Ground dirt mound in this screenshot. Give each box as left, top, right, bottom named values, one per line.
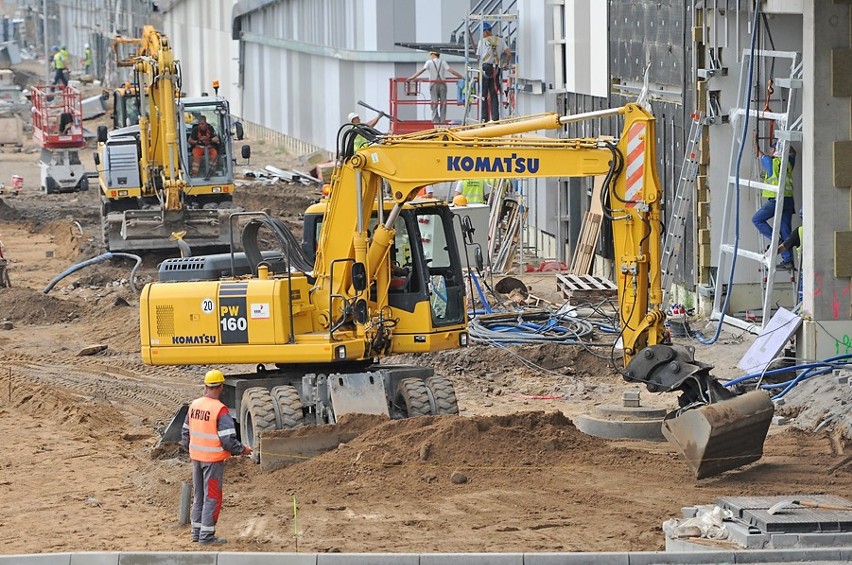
left=0, top=196, right=20, bottom=220
left=0, top=287, right=86, bottom=325
left=235, top=179, right=321, bottom=238
left=261, top=411, right=621, bottom=490
left=10, top=378, right=127, bottom=440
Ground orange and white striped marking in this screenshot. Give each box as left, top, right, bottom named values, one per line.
left=624, top=122, right=646, bottom=208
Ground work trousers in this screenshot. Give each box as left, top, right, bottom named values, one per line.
left=430, top=82, right=448, bottom=124
left=481, top=63, right=502, bottom=122
left=752, top=196, right=795, bottom=264
left=53, top=68, right=67, bottom=86
left=190, top=460, right=225, bottom=542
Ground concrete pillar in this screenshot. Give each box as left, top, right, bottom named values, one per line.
left=802, top=4, right=851, bottom=323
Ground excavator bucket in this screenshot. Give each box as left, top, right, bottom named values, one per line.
left=662, top=390, right=774, bottom=479
left=104, top=208, right=234, bottom=252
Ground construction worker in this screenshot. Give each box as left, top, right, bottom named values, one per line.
left=454, top=178, right=489, bottom=204
left=181, top=369, right=251, bottom=545
left=51, top=46, right=67, bottom=86
left=82, top=43, right=92, bottom=75
left=189, top=115, right=220, bottom=176
left=407, top=51, right=464, bottom=124
left=348, top=111, right=382, bottom=150
left=753, top=139, right=796, bottom=270
left=475, top=22, right=511, bottom=122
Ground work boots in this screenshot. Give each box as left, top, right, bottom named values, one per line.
left=199, top=536, right=228, bottom=546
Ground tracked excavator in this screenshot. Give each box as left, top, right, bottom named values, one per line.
left=143, top=104, right=774, bottom=479
left=95, top=25, right=249, bottom=252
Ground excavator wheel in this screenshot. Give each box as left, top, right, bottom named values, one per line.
left=425, top=375, right=459, bottom=415
left=396, top=378, right=432, bottom=418
left=271, top=385, right=305, bottom=429
left=240, top=387, right=278, bottom=463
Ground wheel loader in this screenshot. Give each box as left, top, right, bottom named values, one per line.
left=143, top=104, right=773, bottom=479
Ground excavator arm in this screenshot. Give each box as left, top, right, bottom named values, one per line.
left=316, top=104, right=666, bottom=364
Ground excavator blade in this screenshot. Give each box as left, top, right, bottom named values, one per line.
left=104, top=208, right=235, bottom=252
left=662, top=390, right=774, bottom=479
left=259, top=418, right=382, bottom=472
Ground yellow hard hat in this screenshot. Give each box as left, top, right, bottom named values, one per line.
left=204, top=369, right=225, bottom=386
left=452, top=194, right=468, bottom=207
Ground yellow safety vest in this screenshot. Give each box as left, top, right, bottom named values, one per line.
left=53, top=52, right=66, bottom=70
left=762, top=157, right=794, bottom=198
left=460, top=179, right=486, bottom=204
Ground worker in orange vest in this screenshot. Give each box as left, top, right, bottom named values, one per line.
left=181, top=369, right=251, bottom=545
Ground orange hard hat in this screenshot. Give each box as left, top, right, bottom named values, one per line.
left=452, top=194, right=468, bottom=207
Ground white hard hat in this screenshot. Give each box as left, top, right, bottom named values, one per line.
left=348, top=112, right=359, bottom=122
left=84, top=43, right=90, bottom=48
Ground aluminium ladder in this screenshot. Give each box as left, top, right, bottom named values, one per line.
left=661, top=111, right=703, bottom=308
left=711, top=50, right=803, bottom=331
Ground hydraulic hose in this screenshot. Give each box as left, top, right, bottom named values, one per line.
left=696, top=1, right=761, bottom=346
left=43, top=252, right=143, bottom=294
left=722, top=353, right=852, bottom=400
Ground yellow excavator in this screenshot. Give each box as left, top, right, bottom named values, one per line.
left=95, top=25, right=249, bottom=252
left=142, top=104, right=773, bottom=479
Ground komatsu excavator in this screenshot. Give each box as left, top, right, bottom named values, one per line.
left=95, top=26, right=249, bottom=252
left=142, top=104, right=773, bottom=479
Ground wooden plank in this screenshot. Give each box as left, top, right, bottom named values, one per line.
left=835, top=231, right=852, bottom=277
left=833, top=140, right=852, bottom=188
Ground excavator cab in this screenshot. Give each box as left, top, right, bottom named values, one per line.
left=302, top=199, right=467, bottom=348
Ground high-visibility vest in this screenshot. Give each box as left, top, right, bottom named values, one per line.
left=460, top=179, right=486, bottom=204
left=797, top=225, right=803, bottom=261
left=762, top=157, right=794, bottom=198
left=354, top=134, right=368, bottom=150
left=83, top=48, right=92, bottom=67
left=187, top=396, right=230, bottom=463
left=53, top=52, right=66, bottom=70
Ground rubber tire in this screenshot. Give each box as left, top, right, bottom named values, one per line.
left=43, top=176, right=57, bottom=195
left=426, top=375, right=459, bottom=415
left=78, top=176, right=89, bottom=192
left=239, top=387, right=278, bottom=463
left=270, top=385, right=305, bottom=429
left=397, top=378, right=432, bottom=418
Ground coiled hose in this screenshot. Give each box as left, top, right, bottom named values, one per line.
left=43, top=252, right=143, bottom=294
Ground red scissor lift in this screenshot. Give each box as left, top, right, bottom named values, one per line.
left=31, top=85, right=88, bottom=193
left=388, top=77, right=464, bottom=134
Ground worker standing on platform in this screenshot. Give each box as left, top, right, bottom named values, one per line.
left=408, top=51, right=464, bottom=124
left=476, top=23, right=511, bottom=122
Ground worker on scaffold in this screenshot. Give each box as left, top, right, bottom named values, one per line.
left=476, top=22, right=511, bottom=122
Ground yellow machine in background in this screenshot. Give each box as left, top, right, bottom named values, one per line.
left=144, top=104, right=773, bottom=478
left=95, top=25, right=249, bottom=252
